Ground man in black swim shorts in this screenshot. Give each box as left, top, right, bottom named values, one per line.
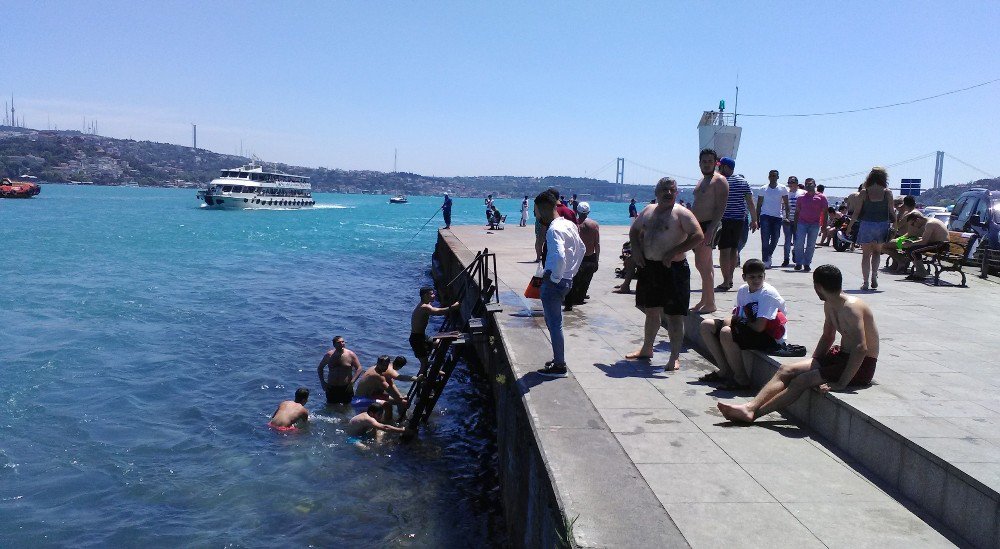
left=626, top=177, right=705, bottom=371
left=411, top=287, right=460, bottom=370
left=317, top=336, right=363, bottom=405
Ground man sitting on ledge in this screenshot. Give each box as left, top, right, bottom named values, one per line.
left=718, top=264, right=879, bottom=423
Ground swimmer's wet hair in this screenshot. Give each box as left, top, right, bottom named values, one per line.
left=393, top=356, right=407, bottom=367
left=742, top=258, right=766, bottom=276
left=295, top=387, right=309, bottom=403
left=813, top=265, right=842, bottom=292
left=367, top=403, right=383, bottom=416
left=699, top=148, right=718, bottom=161
left=377, top=355, right=391, bottom=367
left=419, top=286, right=433, bottom=298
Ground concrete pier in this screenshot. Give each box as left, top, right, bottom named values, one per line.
left=434, top=222, right=1000, bottom=548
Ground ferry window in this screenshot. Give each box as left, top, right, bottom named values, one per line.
left=222, top=185, right=232, bottom=192
left=240, top=173, right=249, bottom=178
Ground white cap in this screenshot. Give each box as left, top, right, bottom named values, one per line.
left=577, top=202, right=590, bottom=214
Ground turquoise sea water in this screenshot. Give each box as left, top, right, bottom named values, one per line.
left=0, top=186, right=632, bottom=546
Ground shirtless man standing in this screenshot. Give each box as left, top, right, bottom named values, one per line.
left=690, top=148, right=729, bottom=313
left=411, top=287, right=460, bottom=370
left=718, top=264, right=880, bottom=423
left=268, top=387, right=309, bottom=430
left=625, top=177, right=705, bottom=370
left=317, top=335, right=363, bottom=404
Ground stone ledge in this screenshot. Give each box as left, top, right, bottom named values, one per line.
left=683, top=313, right=999, bottom=549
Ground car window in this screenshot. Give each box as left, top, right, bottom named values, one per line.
left=975, top=196, right=990, bottom=225
left=951, top=197, right=978, bottom=230
left=949, top=197, right=967, bottom=230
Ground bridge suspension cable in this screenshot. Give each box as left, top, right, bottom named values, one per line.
left=944, top=153, right=995, bottom=179
left=738, top=78, right=1000, bottom=118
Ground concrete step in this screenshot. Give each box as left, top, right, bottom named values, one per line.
left=684, top=314, right=999, bottom=549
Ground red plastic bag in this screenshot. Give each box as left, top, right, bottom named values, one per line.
left=524, top=265, right=544, bottom=299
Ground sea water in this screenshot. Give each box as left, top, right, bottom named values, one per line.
left=0, top=186, right=634, bottom=546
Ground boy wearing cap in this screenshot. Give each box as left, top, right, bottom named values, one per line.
left=716, top=158, right=758, bottom=291
left=565, top=202, right=600, bottom=311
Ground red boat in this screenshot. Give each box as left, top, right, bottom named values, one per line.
left=0, top=177, right=41, bottom=198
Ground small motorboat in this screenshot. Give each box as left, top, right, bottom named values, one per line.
left=0, top=177, right=41, bottom=198
left=389, top=195, right=408, bottom=204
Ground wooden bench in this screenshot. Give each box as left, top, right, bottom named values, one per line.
left=923, top=231, right=973, bottom=287
left=488, top=214, right=507, bottom=231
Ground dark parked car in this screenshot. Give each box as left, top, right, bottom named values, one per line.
left=947, top=189, right=1000, bottom=276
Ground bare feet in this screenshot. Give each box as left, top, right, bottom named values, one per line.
left=626, top=350, right=653, bottom=360
left=664, top=357, right=681, bottom=371
left=691, top=303, right=718, bottom=314
left=717, top=402, right=755, bottom=423
left=612, top=287, right=633, bottom=294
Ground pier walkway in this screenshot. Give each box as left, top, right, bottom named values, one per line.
left=440, top=223, right=1000, bottom=548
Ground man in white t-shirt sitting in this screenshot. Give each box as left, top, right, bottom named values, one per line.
left=756, top=169, right=790, bottom=268
left=697, top=258, right=787, bottom=391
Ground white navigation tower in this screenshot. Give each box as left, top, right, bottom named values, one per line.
left=698, top=100, right=742, bottom=159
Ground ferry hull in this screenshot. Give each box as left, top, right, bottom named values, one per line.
left=198, top=193, right=314, bottom=209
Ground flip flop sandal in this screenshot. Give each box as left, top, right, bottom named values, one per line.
left=714, top=283, right=734, bottom=291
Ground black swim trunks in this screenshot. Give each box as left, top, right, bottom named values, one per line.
left=409, top=332, right=433, bottom=359
left=716, top=219, right=745, bottom=250
left=325, top=383, right=354, bottom=405
left=635, top=258, right=690, bottom=315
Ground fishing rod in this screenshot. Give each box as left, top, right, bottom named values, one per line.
left=406, top=206, right=443, bottom=244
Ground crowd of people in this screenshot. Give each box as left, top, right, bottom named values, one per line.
left=274, top=154, right=947, bottom=439
left=526, top=147, right=908, bottom=422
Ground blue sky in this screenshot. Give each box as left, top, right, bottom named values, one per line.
left=4, top=1, right=999, bottom=190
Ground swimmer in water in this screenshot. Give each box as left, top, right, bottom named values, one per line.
left=354, top=355, right=422, bottom=421
left=346, top=403, right=407, bottom=438
left=269, top=387, right=309, bottom=430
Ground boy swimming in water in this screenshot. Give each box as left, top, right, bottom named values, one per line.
left=268, top=387, right=309, bottom=431
left=346, top=403, right=407, bottom=441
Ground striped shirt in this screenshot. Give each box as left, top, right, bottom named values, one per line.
left=786, top=188, right=805, bottom=220
left=723, top=174, right=751, bottom=220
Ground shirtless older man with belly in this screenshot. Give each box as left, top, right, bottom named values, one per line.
left=718, top=264, right=880, bottom=423
left=317, top=335, right=363, bottom=405
left=625, top=177, right=705, bottom=371
left=690, top=148, right=729, bottom=313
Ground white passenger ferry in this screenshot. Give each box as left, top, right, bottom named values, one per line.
left=197, top=162, right=314, bottom=209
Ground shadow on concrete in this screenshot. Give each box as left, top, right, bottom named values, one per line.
left=592, top=360, right=669, bottom=380
left=517, top=371, right=561, bottom=394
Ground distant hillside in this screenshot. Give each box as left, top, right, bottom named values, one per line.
left=917, top=178, right=1000, bottom=206
left=0, top=126, right=663, bottom=201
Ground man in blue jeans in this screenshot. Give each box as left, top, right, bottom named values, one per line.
left=781, top=176, right=804, bottom=267
left=793, top=178, right=829, bottom=272
left=756, top=169, right=790, bottom=268
left=534, top=191, right=586, bottom=377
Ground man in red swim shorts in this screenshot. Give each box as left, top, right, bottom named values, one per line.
left=718, top=265, right=879, bottom=423
left=269, top=387, right=310, bottom=430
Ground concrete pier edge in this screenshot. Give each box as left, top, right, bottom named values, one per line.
left=433, top=230, right=690, bottom=548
